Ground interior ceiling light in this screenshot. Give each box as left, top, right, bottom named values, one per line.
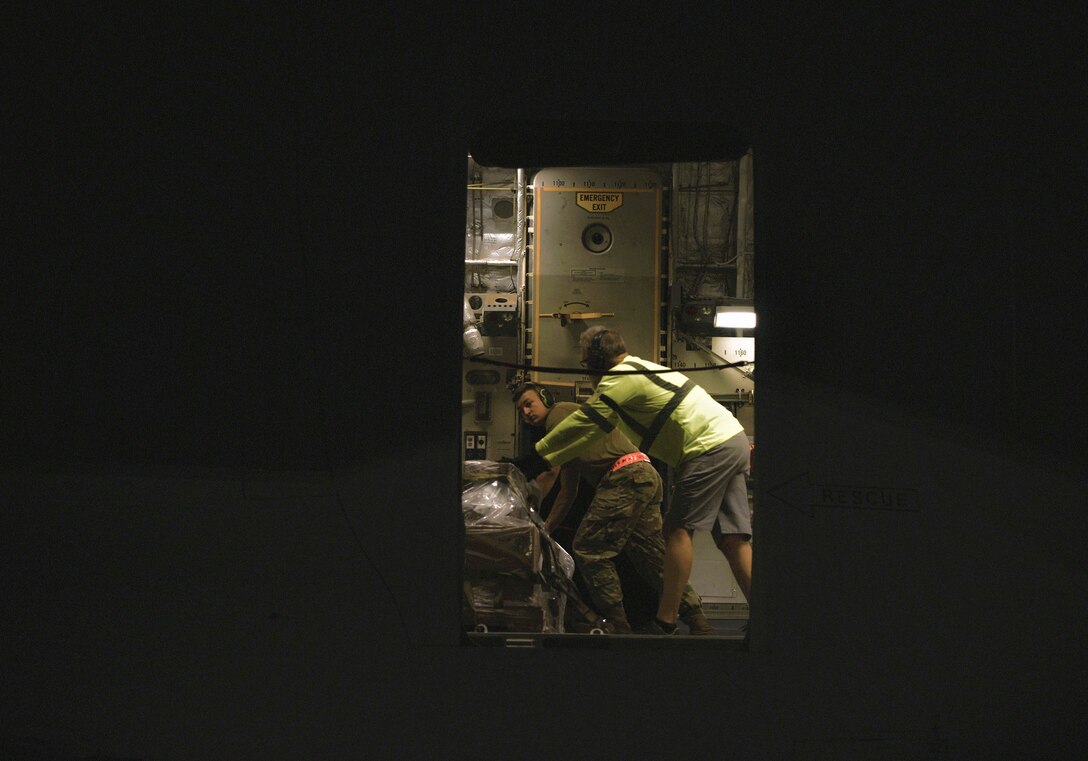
left=714, top=305, right=757, bottom=329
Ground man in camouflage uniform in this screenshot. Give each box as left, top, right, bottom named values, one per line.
left=511, top=382, right=714, bottom=635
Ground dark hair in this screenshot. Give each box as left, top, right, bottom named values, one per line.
left=579, top=326, right=626, bottom=370
left=510, top=382, right=553, bottom=407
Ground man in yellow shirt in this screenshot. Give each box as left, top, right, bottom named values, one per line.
left=511, top=327, right=752, bottom=635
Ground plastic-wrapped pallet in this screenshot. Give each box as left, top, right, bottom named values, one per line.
left=462, top=461, right=576, bottom=633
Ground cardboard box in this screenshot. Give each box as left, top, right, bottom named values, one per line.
left=462, top=576, right=555, bottom=633
left=464, top=524, right=542, bottom=575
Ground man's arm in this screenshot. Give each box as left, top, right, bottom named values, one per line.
left=534, top=396, right=620, bottom=467
left=532, top=466, right=559, bottom=506
left=543, top=462, right=580, bottom=534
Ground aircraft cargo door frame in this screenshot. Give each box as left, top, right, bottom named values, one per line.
left=461, top=135, right=756, bottom=646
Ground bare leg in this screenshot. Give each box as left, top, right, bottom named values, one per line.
left=715, top=534, right=751, bottom=600
left=656, top=527, right=693, bottom=624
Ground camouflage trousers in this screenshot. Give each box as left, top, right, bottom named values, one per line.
left=572, top=460, right=702, bottom=616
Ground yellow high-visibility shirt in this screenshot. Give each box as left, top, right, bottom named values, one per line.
left=535, top=356, right=744, bottom=468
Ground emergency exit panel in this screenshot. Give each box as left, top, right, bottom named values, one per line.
left=532, top=168, right=662, bottom=384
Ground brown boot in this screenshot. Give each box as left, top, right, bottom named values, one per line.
left=679, top=606, right=717, bottom=635
left=600, top=606, right=632, bottom=634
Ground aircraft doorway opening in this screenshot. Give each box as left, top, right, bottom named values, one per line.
left=461, top=146, right=755, bottom=648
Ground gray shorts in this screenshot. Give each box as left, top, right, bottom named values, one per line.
left=663, top=431, right=752, bottom=540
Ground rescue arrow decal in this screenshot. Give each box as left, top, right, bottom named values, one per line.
left=767, top=472, right=920, bottom=517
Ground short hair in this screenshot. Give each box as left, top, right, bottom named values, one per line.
left=579, top=326, right=626, bottom=368
left=510, top=381, right=546, bottom=405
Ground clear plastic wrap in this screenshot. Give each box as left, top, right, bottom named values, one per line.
left=461, top=460, right=577, bottom=632
left=461, top=461, right=532, bottom=527
left=541, top=523, right=575, bottom=581
left=461, top=461, right=574, bottom=579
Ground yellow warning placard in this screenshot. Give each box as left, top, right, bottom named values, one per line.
left=576, top=192, right=623, bottom=213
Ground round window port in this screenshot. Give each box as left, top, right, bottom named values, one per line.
left=582, top=223, right=613, bottom=254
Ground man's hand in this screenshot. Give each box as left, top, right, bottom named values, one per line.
left=499, top=450, right=550, bottom=481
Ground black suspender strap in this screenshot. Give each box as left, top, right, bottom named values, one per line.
left=642, top=378, right=695, bottom=452
left=619, top=360, right=696, bottom=453
left=580, top=402, right=616, bottom=433
left=599, top=394, right=648, bottom=439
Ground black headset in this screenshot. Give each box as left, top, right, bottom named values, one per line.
left=533, top=384, right=555, bottom=408
left=514, top=382, right=554, bottom=408
left=584, top=330, right=609, bottom=370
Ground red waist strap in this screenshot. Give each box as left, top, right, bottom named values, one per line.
left=610, top=452, right=650, bottom=472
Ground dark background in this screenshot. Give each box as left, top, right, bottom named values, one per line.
left=2, top=5, right=1085, bottom=759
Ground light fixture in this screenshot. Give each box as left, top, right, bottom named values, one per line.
left=714, top=305, right=757, bottom=329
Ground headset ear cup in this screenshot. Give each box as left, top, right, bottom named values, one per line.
left=539, top=387, right=553, bottom=407
left=588, top=331, right=606, bottom=370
